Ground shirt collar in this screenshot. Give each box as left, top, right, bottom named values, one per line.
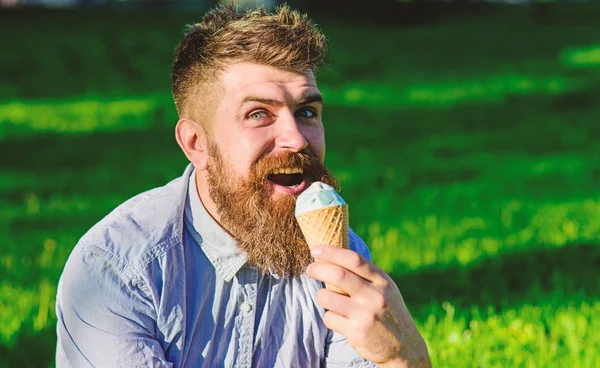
left=184, top=168, right=247, bottom=282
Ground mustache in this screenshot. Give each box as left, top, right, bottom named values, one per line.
left=248, top=150, right=340, bottom=194
left=251, top=151, right=322, bottom=179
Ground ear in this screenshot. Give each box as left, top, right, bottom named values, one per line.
left=175, top=118, right=209, bottom=171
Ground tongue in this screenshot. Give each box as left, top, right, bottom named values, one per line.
left=270, top=173, right=294, bottom=187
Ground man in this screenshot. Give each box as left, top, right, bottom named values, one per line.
left=56, top=4, right=431, bottom=368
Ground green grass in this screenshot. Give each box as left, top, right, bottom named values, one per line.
left=1, top=5, right=600, bottom=367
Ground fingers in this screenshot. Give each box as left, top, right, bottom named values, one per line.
left=321, top=310, right=350, bottom=336
left=315, top=288, right=355, bottom=317
left=307, top=261, right=372, bottom=297
left=310, top=245, right=386, bottom=285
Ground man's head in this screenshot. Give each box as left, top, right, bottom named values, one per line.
left=174, top=5, right=339, bottom=278
left=171, top=4, right=328, bottom=124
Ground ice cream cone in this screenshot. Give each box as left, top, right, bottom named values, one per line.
left=297, top=204, right=349, bottom=295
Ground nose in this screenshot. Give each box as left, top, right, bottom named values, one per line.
left=274, top=113, right=308, bottom=153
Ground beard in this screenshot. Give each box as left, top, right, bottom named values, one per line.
left=205, top=140, right=339, bottom=278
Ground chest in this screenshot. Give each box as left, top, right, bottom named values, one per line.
left=158, top=255, right=328, bottom=368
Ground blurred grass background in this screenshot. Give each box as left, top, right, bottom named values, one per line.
left=1, top=2, right=600, bottom=367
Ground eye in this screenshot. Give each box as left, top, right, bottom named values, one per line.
left=248, top=110, right=268, bottom=120
left=295, top=107, right=318, bottom=119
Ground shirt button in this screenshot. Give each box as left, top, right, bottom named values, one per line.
left=241, top=302, right=252, bottom=313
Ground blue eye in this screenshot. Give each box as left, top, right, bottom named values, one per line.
left=296, top=107, right=317, bottom=119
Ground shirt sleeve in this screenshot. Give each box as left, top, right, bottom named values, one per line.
left=323, top=229, right=378, bottom=368
left=55, top=244, right=172, bottom=368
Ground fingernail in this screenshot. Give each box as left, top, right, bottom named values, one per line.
left=311, top=246, right=322, bottom=256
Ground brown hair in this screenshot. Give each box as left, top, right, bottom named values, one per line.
left=171, top=4, right=328, bottom=120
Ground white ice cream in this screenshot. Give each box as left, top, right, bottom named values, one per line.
left=295, top=182, right=346, bottom=216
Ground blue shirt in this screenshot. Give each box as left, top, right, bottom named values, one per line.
left=56, top=164, right=377, bottom=368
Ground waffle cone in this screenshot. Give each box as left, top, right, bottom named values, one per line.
left=296, top=204, right=349, bottom=295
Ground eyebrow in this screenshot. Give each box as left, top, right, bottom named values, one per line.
left=239, top=93, right=324, bottom=108
left=298, top=93, right=324, bottom=105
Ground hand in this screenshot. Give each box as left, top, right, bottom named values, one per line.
left=306, top=245, right=431, bottom=368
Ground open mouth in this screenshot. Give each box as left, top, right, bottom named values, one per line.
left=266, top=167, right=305, bottom=188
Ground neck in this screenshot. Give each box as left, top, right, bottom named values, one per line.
left=195, top=169, right=223, bottom=227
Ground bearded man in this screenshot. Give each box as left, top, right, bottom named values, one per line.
left=55, top=5, right=430, bottom=368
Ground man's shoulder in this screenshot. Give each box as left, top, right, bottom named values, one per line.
left=74, top=168, right=191, bottom=277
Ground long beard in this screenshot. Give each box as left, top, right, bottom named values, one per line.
left=206, top=141, right=339, bottom=278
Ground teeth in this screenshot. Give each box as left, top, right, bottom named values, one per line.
left=269, top=167, right=303, bottom=175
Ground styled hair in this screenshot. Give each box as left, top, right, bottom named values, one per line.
left=171, top=4, right=328, bottom=118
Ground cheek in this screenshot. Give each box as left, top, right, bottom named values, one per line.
left=234, top=131, right=272, bottom=168
left=303, top=126, right=326, bottom=159
left=209, top=136, right=255, bottom=177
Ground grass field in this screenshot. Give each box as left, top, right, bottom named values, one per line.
left=1, top=4, right=600, bottom=367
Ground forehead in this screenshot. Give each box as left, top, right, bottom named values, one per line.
left=218, top=62, right=319, bottom=101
